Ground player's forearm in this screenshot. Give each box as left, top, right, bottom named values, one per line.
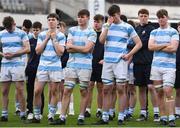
left=99, top=29, right=108, bottom=44
left=36, top=39, right=49, bottom=54
left=161, top=45, right=177, bottom=53
left=68, top=45, right=91, bottom=53
left=128, top=42, right=142, bottom=57
left=52, top=40, right=64, bottom=56
left=149, top=43, right=168, bottom=51
left=0, top=52, right=4, bottom=57
left=13, top=45, right=30, bottom=57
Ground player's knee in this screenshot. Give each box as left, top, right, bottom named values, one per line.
left=103, top=86, right=111, bottom=95
left=80, top=89, right=88, bottom=97
left=2, top=88, right=9, bottom=96
left=117, top=87, right=124, bottom=95
left=34, top=88, right=41, bottom=97
left=148, top=84, right=155, bottom=92
left=97, top=86, right=103, bottom=93
left=63, top=88, right=72, bottom=97
left=129, top=89, right=136, bottom=96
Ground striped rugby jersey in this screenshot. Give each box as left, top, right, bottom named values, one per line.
left=66, top=26, right=97, bottom=69
left=150, top=26, right=179, bottom=69
left=37, top=30, right=66, bottom=71
left=0, top=27, right=29, bottom=67
left=104, top=21, right=137, bottom=63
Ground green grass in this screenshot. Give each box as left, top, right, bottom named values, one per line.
left=0, top=85, right=179, bottom=127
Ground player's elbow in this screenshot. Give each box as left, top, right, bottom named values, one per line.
left=25, top=46, right=31, bottom=53
left=170, top=47, right=177, bottom=53
left=99, top=36, right=105, bottom=44
left=148, top=44, right=154, bottom=51
left=82, top=48, right=91, bottom=53
left=35, top=48, right=42, bottom=55
left=57, top=49, right=64, bottom=56
left=138, top=42, right=142, bottom=49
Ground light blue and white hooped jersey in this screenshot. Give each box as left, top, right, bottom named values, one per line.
left=150, top=26, right=179, bottom=69
left=66, top=26, right=97, bottom=69
left=104, top=22, right=137, bottom=63
left=28, top=32, right=33, bottom=39
left=0, top=27, right=29, bottom=67
left=22, top=32, right=33, bottom=66
left=37, top=30, right=66, bottom=71
left=127, top=37, right=135, bottom=53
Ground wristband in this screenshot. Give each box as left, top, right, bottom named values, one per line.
left=52, top=38, right=58, bottom=43
left=103, top=23, right=110, bottom=29
left=65, top=45, right=70, bottom=50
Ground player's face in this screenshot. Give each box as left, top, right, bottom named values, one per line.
left=7, top=22, right=16, bottom=33
left=77, top=15, right=89, bottom=27
left=177, top=25, right=180, bottom=33
left=111, top=13, right=121, bottom=23
left=93, top=20, right=103, bottom=31
left=47, top=17, right=58, bottom=29
left=138, top=13, right=149, bottom=24
left=158, top=15, right=168, bottom=27
left=32, top=28, right=41, bottom=37
left=22, top=26, right=31, bottom=34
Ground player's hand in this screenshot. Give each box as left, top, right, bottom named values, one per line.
left=98, top=60, right=104, bottom=65
left=122, top=53, right=131, bottom=61
left=127, top=56, right=133, bottom=65
left=107, top=16, right=114, bottom=25
left=45, top=31, right=51, bottom=41
left=50, top=31, right=57, bottom=40
left=4, top=53, right=14, bottom=59
left=66, top=42, right=73, bottom=49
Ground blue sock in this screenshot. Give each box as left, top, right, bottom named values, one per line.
left=2, top=110, right=8, bottom=118
left=15, top=102, right=20, bottom=111
left=34, top=106, right=41, bottom=120
left=102, top=111, right=109, bottom=122
left=48, top=105, right=56, bottom=119
left=118, top=112, right=124, bottom=121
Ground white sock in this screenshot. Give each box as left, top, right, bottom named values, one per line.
left=60, top=115, right=66, bottom=120
left=86, top=108, right=91, bottom=113
left=97, top=108, right=102, bottom=112
left=57, top=102, right=61, bottom=110
left=69, top=102, right=74, bottom=110
left=153, top=107, right=159, bottom=115
left=175, top=107, right=180, bottom=115
left=78, top=114, right=85, bottom=120
left=140, top=110, right=147, bottom=116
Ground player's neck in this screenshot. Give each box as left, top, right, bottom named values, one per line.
left=160, top=23, right=168, bottom=29
left=79, top=24, right=87, bottom=30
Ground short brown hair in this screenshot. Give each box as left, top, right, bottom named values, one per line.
left=127, top=20, right=135, bottom=28
left=138, top=9, right=149, bottom=15
left=47, top=13, right=59, bottom=20
left=59, top=21, right=66, bottom=28
left=108, top=5, right=120, bottom=16
left=94, top=14, right=104, bottom=21
left=2, top=16, right=14, bottom=30
left=156, top=9, right=168, bottom=18
left=78, top=9, right=90, bottom=17
left=32, top=21, right=42, bottom=29
left=177, top=22, right=180, bottom=27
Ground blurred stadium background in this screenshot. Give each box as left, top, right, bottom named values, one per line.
left=0, top=0, right=180, bottom=28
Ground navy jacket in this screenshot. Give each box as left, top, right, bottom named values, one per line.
left=176, top=34, right=180, bottom=65
left=128, top=22, right=155, bottom=65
